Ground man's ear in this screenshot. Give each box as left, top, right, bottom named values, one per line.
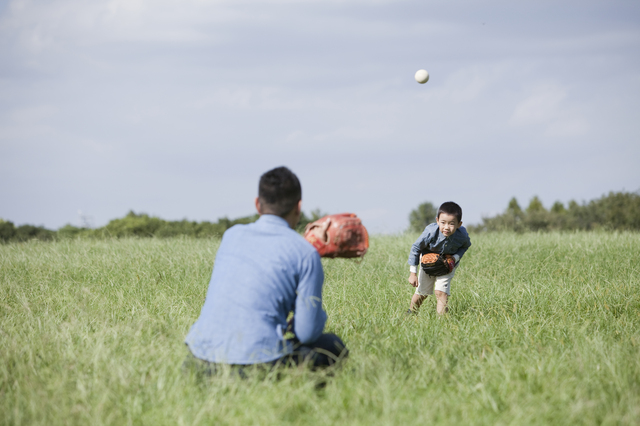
left=296, top=199, right=302, bottom=214
left=255, top=197, right=262, bottom=215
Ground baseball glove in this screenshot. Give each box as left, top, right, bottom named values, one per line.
left=420, top=253, right=456, bottom=276
left=304, top=213, right=369, bottom=258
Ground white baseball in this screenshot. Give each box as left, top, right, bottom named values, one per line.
left=414, top=69, right=429, bottom=84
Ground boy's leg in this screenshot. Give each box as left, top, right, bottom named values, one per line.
left=435, top=290, right=448, bottom=314
left=409, top=269, right=435, bottom=313
left=433, top=266, right=456, bottom=315
left=410, top=293, right=427, bottom=312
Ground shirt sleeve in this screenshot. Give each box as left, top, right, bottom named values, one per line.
left=408, top=227, right=434, bottom=266
left=453, top=230, right=472, bottom=260
left=293, top=251, right=327, bottom=344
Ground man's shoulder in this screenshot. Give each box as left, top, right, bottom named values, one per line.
left=220, top=222, right=248, bottom=240
left=270, top=229, right=321, bottom=267
left=226, top=219, right=318, bottom=259
left=287, top=229, right=320, bottom=258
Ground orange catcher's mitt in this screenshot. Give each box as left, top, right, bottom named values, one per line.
left=420, top=253, right=456, bottom=276
left=304, top=213, right=369, bottom=258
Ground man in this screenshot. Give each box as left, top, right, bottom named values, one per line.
left=184, top=166, right=347, bottom=373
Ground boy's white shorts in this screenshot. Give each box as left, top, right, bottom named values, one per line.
left=415, top=266, right=457, bottom=296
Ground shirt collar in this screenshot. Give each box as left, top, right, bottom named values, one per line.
left=257, top=214, right=291, bottom=228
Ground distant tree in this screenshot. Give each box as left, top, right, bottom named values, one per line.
left=566, top=199, right=593, bottom=230
left=408, top=202, right=437, bottom=233
left=309, top=209, right=325, bottom=221
left=526, top=196, right=545, bottom=213
left=473, top=197, right=526, bottom=233
left=471, top=190, right=640, bottom=233
left=15, top=225, right=55, bottom=241
left=506, top=197, right=523, bottom=217
left=74, top=209, right=322, bottom=239
left=0, top=219, right=16, bottom=243
left=297, top=209, right=327, bottom=233
left=550, top=201, right=566, bottom=214
left=589, top=191, right=640, bottom=230
left=524, top=196, right=550, bottom=231
left=0, top=219, right=55, bottom=242
left=102, top=211, right=163, bottom=237
left=3, top=209, right=328, bottom=242
left=229, top=214, right=260, bottom=226
left=57, top=224, right=89, bottom=239
left=548, top=201, right=568, bottom=230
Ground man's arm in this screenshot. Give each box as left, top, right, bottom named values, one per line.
left=293, top=252, right=327, bottom=344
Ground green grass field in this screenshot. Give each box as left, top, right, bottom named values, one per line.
left=1, top=232, right=639, bottom=425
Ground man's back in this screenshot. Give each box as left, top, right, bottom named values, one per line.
left=185, top=214, right=326, bottom=364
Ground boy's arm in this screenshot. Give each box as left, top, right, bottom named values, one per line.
left=407, top=227, right=434, bottom=286
left=408, top=272, right=419, bottom=287
left=452, top=230, right=472, bottom=263
left=408, top=227, right=433, bottom=270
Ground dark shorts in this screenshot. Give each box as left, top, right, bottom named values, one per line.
left=183, top=333, right=348, bottom=378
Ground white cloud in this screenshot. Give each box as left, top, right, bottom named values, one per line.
left=0, top=0, right=235, bottom=54
left=509, top=84, right=589, bottom=137
left=545, top=116, right=589, bottom=138
left=510, top=84, right=567, bottom=126
left=8, top=104, right=57, bottom=123
left=81, top=138, right=114, bottom=154
left=0, top=105, right=58, bottom=141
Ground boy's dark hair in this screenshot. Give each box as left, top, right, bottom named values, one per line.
left=258, top=166, right=302, bottom=217
left=437, top=201, right=463, bottom=222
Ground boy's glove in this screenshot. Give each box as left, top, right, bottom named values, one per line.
left=304, top=213, right=369, bottom=258
left=420, top=253, right=456, bottom=276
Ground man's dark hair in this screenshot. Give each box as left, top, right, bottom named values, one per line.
left=437, top=201, right=463, bottom=222
left=258, top=166, right=302, bottom=217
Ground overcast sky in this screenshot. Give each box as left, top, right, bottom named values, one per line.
left=1, top=0, right=639, bottom=233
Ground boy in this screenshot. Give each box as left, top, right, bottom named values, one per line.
left=407, top=201, right=471, bottom=315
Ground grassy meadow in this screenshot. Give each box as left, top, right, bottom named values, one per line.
left=1, top=232, right=639, bottom=425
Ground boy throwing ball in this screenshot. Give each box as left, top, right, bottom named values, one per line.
left=407, top=202, right=471, bottom=315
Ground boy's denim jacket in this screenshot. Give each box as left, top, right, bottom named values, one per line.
left=408, top=223, right=471, bottom=267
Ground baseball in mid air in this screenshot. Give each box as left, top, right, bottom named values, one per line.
left=414, top=69, right=429, bottom=84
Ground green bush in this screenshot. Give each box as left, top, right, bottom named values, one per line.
left=408, top=202, right=437, bottom=233
left=470, top=191, right=640, bottom=233
left=57, top=224, right=95, bottom=239
left=0, top=219, right=55, bottom=243
left=0, top=219, right=16, bottom=242
left=296, top=209, right=327, bottom=233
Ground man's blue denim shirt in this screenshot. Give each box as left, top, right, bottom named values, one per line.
left=408, top=222, right=472, bottom=267
left=185, top=215, right=327, bottom=364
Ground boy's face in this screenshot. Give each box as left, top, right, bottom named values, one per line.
left=437, top=212, right=462, bottom=237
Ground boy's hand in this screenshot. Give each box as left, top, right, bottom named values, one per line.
left=445, top=255, right=456, bottom=273
left=408, top=272, right=418, bottom=287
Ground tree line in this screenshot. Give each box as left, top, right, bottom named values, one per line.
left=0, top=209, right=326, bottom=243
left=408, top=191, right=640, bottom=233
left=2, top=190, right=639, bottom=243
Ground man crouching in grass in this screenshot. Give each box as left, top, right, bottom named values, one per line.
left=184, top=166, right=348, bottom=377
